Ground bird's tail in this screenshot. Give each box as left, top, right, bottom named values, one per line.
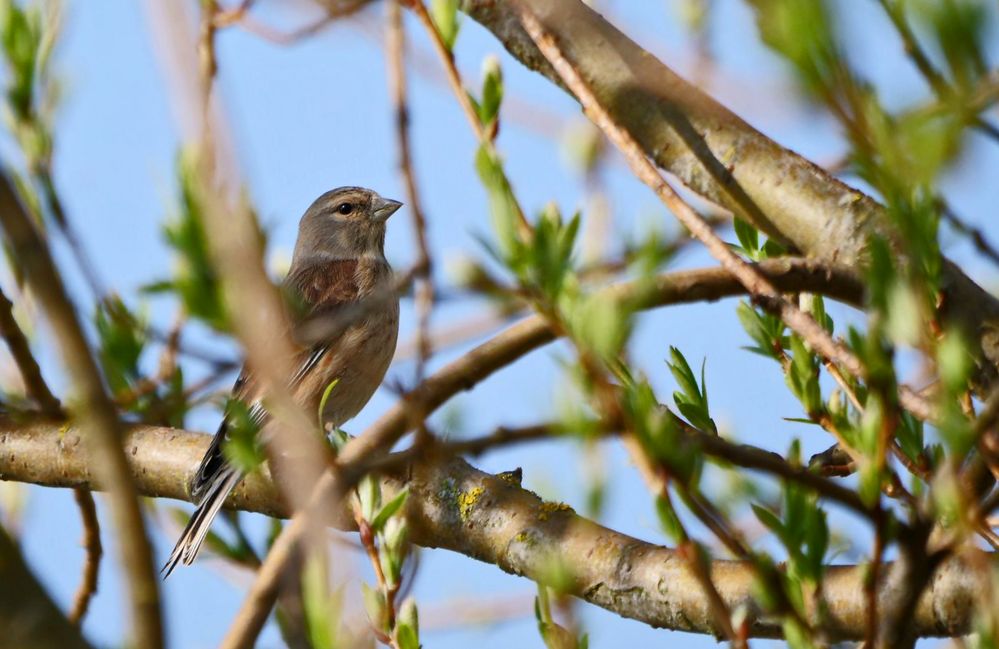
left=161, top=467, right=242, bottom=578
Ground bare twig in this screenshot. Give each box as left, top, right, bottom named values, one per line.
left=67, top=485, right=102, bottom=626
left=387, top=0, right=435, bottom=383
left=212, top=0, right=369, bottom=45
left=0, top=287, right=61, bottom=413
left=940, top=200, right=999, bottom=268
left=875, top=0, right=999, bottom=144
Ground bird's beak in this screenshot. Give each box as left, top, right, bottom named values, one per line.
left=372, top=196, right=403, bottom=222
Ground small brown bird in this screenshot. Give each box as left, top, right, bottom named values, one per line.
left=163, top=186, right=402, bottom=576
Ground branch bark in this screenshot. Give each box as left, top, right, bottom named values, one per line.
left=0, top=420, right=986, bottom=640
left=458, top=0, right=999, bottom=393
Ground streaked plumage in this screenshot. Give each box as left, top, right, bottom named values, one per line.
left=163, top=187, right=401, bottom=576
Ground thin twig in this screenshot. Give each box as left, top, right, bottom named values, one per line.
left=660, top=487, right=744, bottom=647
left=875, top=0, right=999, bottom=144
left=0, top=286, right=61, bottom=414
left=67, top=486, right=102, bottom=625
left=405, top=0, right=532, bottom=237
left=387, top=0, right=435, bottom=384
left=940, top=200, right=999, bottom=268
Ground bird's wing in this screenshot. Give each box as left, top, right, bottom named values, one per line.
left=188, top=258, right=362, bottom=503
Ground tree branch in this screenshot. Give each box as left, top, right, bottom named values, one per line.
left=0, top=420, right=986, bottom=640
left=0, top=286, right=61, bottom=414
left=459, top=0, right=999, bottom=395
left=0, top=173, right=163, bottom=647
left=0, top=287, right=103, bottom=626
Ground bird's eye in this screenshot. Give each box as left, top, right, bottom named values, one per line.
left=336, top=202, right=354, bottom=216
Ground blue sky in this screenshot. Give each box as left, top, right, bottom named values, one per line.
left=6, top=1, right=999, bottom=648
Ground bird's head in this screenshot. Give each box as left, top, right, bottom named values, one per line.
left=293, top=186, right=402, bottom=262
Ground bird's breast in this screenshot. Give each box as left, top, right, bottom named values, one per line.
left=314, top=300, right=400, bottom=428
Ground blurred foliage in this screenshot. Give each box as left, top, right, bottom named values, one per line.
left=536, top=585, right=588, bottom=649
left=0, top=0, right=58, bottom=175
left=0, top=0, right=997, bottom=645
left=219, top=398, right=264, bottom=474
left=144, top=153, right=230, bottom=332
left=430, top=0, right=460, bottom=52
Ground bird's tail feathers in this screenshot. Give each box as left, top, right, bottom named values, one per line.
left=161, top=467, right=242, bottom=578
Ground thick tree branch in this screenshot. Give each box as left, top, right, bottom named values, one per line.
left=0, top=420, right=987, bottom=640
left=459, top=0, right=999, bottom=394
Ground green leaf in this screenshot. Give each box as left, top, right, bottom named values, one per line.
left=358, top=474, right=381, bottom=523
left=395, top=623, right=420, bottom=649
left=747, top=0, right=842, bottom=99
left=786, top=335, right=821, bottom=415
left=751, top=503, right=785, bottom=539
left=430, top=0, right=460, bottom=51
left=478, top=55, right=503, bottom=125
left=475, top=145, right=522, bottom=267
left=398, top=596, right=418, bottom=630
left=370, top=487, right=409, bottom=533
left=527, top=203, right=580, bottom=300
left=148, top=152, right=230, bottom=332
left=667, top=347, right=715, bottom=433
left=655, top=494, right=684, bottom=543
left=858, top=462, right=881, bottom=508
left=317, top=378, right=340, bottom=428
left=937, top=331, right=971, bottom=393
left=803, top=506, right=828, bottom=581
left=94, top=295, right=147, bottom=397
left=221, top=399, right=264, bottom=474
left=733, top=217, right=759, bottom=257
left=737, top=301, right=785, bottom=360
left=570, top=292, right=630, bottom=362
left=886, top=281, right=922, bottom=346
left=302, top=554, right=339, bottom=649
left=361, top=582, right=388, bottom=633
left=896, top=411, right=926, bottom=466
left=914, top=0, right=988, bottom=91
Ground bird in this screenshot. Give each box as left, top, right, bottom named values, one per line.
left=162, top=186, right=402, bottom=577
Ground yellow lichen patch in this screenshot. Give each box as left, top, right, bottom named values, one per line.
left=457, top=486, right=485, bottom=521
left=496, top=469, right=522, bottom=486
left=720, top=145, right=737, bottom=166
left=537, top=501, right=574, bottom=521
